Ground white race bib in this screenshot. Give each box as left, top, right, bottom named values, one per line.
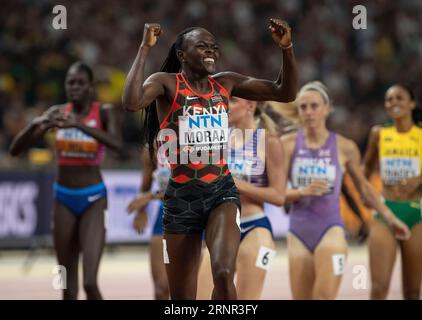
left=178, top=113, right=228, bottom=147
left=332, top=254, right=346, bottom=276
left=380, top=157, right=420, bottom=185
left=291, top=157, right=336, bottom=189
left=255, top=246, right=276, bottom=271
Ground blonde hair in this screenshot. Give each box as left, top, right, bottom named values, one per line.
left=268, top=81, right=330, bottom=125
left=267, top=100, right=300, bottom=124
left=299, top=81, right=330, bottom=105
left=254, top=102, right=277, bottom=135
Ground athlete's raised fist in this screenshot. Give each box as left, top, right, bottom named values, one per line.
left=141, top=23, right=162, bottom=48
left=269, top=18, right=292, bottom=49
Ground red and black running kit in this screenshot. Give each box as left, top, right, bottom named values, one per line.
left=159, top=73, right=240, bottom=234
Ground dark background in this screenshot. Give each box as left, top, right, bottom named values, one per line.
left=0, top=0, right=421, bottom=167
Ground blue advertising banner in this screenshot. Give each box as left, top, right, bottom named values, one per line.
left=0, top=170, right=54, bottom=244
left=0, top=170, right=288, bottom=248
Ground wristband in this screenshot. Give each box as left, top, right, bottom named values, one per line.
left=280, top=42, right=293, bottom=50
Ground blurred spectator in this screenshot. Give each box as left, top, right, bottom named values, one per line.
left=0, top=0, right=421, bottom=166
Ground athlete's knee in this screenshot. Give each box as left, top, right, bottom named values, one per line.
left=312, top=292, right=335, bottom=300
left=212, top=265, right=234, bottom=289
left=403, top=288, right=420, bottom=300
left=371, top=282, right=389, bottom=299
left=62, top=277, right=78, bottom=300
left=83, top=280, right=101, bottom=299
left=312, top=288, right=336, bottom=300
left=212, top=266, right=236, bottom=299
left=154, top=281, right=170, bottom=300
left=63, top=288, right=78, bottom=300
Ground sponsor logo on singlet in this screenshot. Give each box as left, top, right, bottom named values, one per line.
left=178, top=103, right=228, bottom=152
left=56, top=128, right=98, bottom=158
left=228, top=159, right=256, bottom=182
left=381, top=156, right=420, bottom=185
left=292, top=151, right=336, bottom=190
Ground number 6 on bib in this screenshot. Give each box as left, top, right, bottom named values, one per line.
left=255, top=246, right=276, bottom=271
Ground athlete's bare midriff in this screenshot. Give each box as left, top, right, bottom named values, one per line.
left=240, top=195, right=265, bottom=217
left=383, top=186, right=422, bottom=202
left=57, top=165, right=103, bottom=188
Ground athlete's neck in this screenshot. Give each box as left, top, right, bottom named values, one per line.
left=72, top=100, right=91, bottom=115
left=393, top=113, right=413, bottom=133
left=182, top=69, right=211, bottom=94
left=304, top=125, right=329, bottom=148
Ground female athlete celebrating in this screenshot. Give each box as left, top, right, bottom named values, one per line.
left=122, top=19, right=297, bottom=299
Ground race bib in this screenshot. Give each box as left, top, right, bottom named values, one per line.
left=332, top=254, right=346, bottom=275
left=255, top=246, right=276, bottom=271
left=291, top=157, right=336, bottom=189
left=56, top=128, right=98, bottom=158
left=178, top=113, right=228, bottom=150
left=380, top=157, right=420, bottom=185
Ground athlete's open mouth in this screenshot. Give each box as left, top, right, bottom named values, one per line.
left=70, top=90, right=83, bottom=96
left=203, top=57, right=215, bottom=64
left=391, top=106, right=402, bottom=113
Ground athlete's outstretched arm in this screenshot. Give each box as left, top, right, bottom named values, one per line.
left=98, top=104, right=124, bottom=151
left=122, top=23, right=166, bottom=112
left=362, top=125, right=380, bottom=179
left=127, top=148, right=161, bottom=213
left=216, top=19, right=298, bottom=102
left=341, top=137, right=410, bottom=240
left=9, top=105, right=62, bottom=156
left=127, top=148, right=157, bottom=233
left=140, top=147, right=155, bottom=193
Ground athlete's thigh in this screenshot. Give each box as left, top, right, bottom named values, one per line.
left=79, top=198, right=106, bottom=261
left=150, top=235, right=168, bottom=285
left=205, top=202, right=240, bottom=273
left=53, top=201, right=80, bottom=263
left=163, top=233, right=202, bottom=299
left=53, top=200, right=79, bottom=247
left=53, top=200, right=80, bottom=291
left=236, top=228, right=275, bottom=300
left=400, top=222, right=422, bottom=299
left=79, top=198, right=106, bottom=281
left=287, top=232, right=315, bottom=300
left=368, top=219, right=397, bottom=292
left=196, top=245, right=214, bottom=300
left=313, top=226, right=347, bottom=300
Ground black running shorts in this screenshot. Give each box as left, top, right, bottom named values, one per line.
left=163, top=174, right=241, bottom=234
